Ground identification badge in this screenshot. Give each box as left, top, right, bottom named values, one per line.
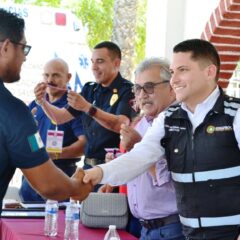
left=46, top=130, right=64, bottom=153
left=105, top=148, right=121, bottom=158
left=110, top=94, right=118, bottom=106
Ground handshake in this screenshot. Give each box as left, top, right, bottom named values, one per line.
left=71, top=167, right=103, bottom=201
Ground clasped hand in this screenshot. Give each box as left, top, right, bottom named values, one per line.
left=71, top=168, right=93, bottom=201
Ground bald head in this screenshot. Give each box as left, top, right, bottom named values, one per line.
left=44, top=58, right=69, bottom=73
left=43, top=58, right=72, bottom=101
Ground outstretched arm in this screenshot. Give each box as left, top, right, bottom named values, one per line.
left=22, top=160, right=92, bottom=201
left=83, top=113, right=166, bottom=186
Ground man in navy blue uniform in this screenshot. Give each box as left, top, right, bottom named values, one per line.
left=0, top=9, right=92, bottom=213
left=34, top=41, right=136, bottom=190
left=20, top=58, right=86, bottom=202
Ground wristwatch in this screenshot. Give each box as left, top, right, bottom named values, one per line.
left=87, top=104, right=97, bottom=117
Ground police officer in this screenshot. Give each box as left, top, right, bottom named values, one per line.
left=34, top=41, right=135, bottom=191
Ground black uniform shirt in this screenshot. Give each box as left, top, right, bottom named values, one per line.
left=67, top=73, right=136, bottom=161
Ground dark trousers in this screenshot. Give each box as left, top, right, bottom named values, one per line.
left=126, top=213, right=142, bottom=238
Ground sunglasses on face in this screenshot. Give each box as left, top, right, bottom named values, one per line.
left=132, top=81, right=169, bottom=95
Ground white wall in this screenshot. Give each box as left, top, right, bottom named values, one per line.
left=146, top=0, right=219, bottom=60
left=184, top=0, right=219, bottom=39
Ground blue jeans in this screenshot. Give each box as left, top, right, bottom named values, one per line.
left=140, top=222, right=185, bottom=240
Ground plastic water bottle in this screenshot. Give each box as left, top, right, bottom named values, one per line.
left=44, top=199, right=58, bottom=236
left=103, top=225, right=120, bottom=240
left=64, top=201, right=80, bottom=240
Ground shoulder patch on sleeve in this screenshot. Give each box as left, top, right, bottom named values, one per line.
left=28, top=132, right=44, bottom=152
left=85, top=81, right=96, bottom=86
left=165, top=104, right=180, bottom=117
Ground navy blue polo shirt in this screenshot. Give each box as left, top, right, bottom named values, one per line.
left=29, top=92, right=83, bottom=164
left=67, top=73, right=136, bottom=161
left=0, top=80, right=48, bottom=213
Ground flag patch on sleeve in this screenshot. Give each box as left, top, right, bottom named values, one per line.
left=28, top=132, right=44, bottom=152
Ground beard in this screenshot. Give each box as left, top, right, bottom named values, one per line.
left=2, top=67, right=21, bottom=83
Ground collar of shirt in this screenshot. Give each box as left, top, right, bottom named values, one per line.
left=107, top=72, right=124, bottom=90
left=145, top=115, right=154, bottom=124
left=95, top=72, right=123, bottom=93
left=45, top=91, right=68, bottom=105
left=138, top=116, right=153, bottom=134
left=181, top=86, right=220, bottom=132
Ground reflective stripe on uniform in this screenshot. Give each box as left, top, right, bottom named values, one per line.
left=180, top=214, right=240, bottom=228
left=171, top=165, right=240, bottom=183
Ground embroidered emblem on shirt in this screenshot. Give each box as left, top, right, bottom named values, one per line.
left=206, top=125, right=215, bottom=134
left=110, top=89, right=118, bottom=106
left=206, top=125, right=232, bottom=134
left=28, top=132, right=44, bottom=152
left=165, top=125, right=186, bottom=132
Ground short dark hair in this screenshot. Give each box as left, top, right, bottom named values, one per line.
left=94, top=41, right=121, bottom=60
left=173, top=39, right=221, bottom=81
left=0, top=9, right=25, bottom=43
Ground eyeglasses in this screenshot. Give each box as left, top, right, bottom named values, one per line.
left=10, top=41, right=31, bottom=56
left=132, top=81, right=169, bottom=96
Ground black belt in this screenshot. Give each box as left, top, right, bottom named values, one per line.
left=84, top=157, right=103, bottom=167
left=139, top=214, right=180, bottom=230
left=53, top=158, right=80, bottom=166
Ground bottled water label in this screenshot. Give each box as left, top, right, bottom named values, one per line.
left=64, top=201, right=80, bottom=240
left=44, top=200, right=58, bottom=237
left=72, top=213, right=80, bottom=220
left=47, top=208, right=57, bottom=214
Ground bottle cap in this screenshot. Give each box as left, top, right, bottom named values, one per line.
left=46, top=199, right=58, bottom=204
left=109, top=225, right=116, bottom=230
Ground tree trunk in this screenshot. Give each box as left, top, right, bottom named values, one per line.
left=112, top=0, right=138, bottom=81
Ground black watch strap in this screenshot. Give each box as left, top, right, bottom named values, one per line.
left=87, top=105, right=97, bottom=117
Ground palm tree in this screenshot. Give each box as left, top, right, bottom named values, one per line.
left=112, top=0, right=138, bottom=80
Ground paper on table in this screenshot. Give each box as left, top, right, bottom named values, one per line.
left=20, top=202, right=69, bottom=209
left=1, top=210, right=45, bottom=218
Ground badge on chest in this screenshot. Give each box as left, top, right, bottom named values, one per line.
left=110, top=88, right=118, bottom=106
left=46, top=129, right=64, bottom=153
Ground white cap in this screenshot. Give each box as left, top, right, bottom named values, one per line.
left=109, top=225, right=116, bottom=230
